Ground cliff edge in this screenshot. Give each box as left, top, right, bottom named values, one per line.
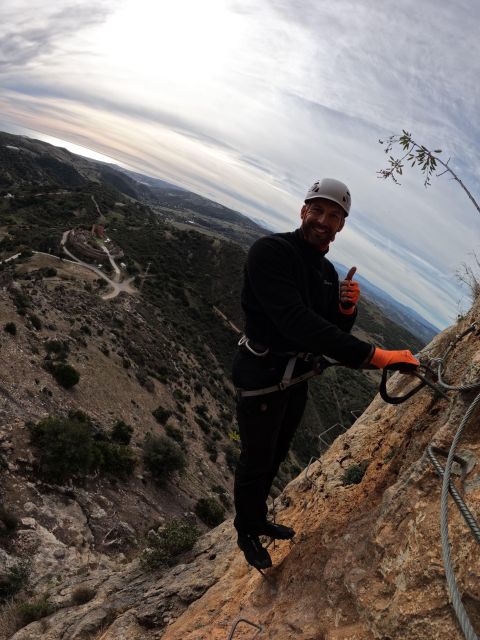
left=7, top=299, right=480, bottom=640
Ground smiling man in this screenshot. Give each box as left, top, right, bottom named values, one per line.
left=232, top=178, right=419, bottom=569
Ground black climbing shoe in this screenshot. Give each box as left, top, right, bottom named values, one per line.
left=258, top=521, right=295, bottom=540
left=237, top=533, right=272, bottom=569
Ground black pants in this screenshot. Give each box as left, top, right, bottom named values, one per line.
left=232, top=349, right=309, bottom=534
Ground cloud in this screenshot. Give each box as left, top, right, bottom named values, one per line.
left=1, top=0, right=479, bottom=329
left=0, top=1, right=115, bottom=70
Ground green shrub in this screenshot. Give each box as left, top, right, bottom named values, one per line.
left=52, top=363, right=80, bottom=389
left=143, top=435, right=186, bottom=483
left=45, top=339, right=68, bottom=357
left=195, top=497, right=225, bottom=527
left=96, top=442, right=136, bottom=478
left=43, top=267, right=57, bottom=278
left=4, top=322, right=16, bottom=336
left=142, top=518, right=199, bottom=569
left=17, top=596, right=55, bottom=626
left=12, top=290, right=31, bottom=312
left=165, top=424, right=183, bottom=443
left=0, top=561, right=30, bottom=602
left=110, top=420, right=133, bottom=445
left=29, top=314, right=42, bottom=330
left=71, top=586, right=96, bottom=605
left=29, top=416, right=101, bottom=482
left=29, top=414, right=136, bottom=483
left=152, top=406, right=172, bottom=425
left=342, top=462, right=367, bottom=486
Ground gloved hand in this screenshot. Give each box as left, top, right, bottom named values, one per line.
left=369, top=347, right=420, bottom=370
left=339, top=266, right=360, bottom=315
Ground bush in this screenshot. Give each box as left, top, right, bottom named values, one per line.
left=16, top=596, right=55, bottom=626
left=165, top=424, right=183, bottom=443
left=29, top=415, right=136, bottom=483
left=29, top=416, right=101, bottom=482
left=12, top=290, right=31, bottom=313
left=195, top=497, right=225, bottom=527
left=96, top=442, right=136, bottom=479
left=29, top=314, right=42, bottom=330
left=71, top=586, right=95, bottom=605
left=45, top=339, right=68, bottom=358
left=142, top=518, right=199, bottom=569
left=110, top=420, right=133, bottom=445
left=224, top=442, right=240, bottom=471
left=195, top=416, right=210, bottom=434
left=152, top=406, right=172, bottom=425
left=173, top=389, right=190, bottom=403
left=0, top=505, right=19, bottom=536
left=342, top=462, right=367, bottom=486
left=52, top=363, right=80, bottom=389
left=4, top=322, right=16, bottom=336
left=0, top=561, right=30, bottom=602
left=143, top=435, right=186, bottom=483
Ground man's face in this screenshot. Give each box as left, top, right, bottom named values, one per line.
left=300, top=198, right=345, bottom=251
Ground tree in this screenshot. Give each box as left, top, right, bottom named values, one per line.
left=378, top=130, right=480, bottom=300
left=377, top=130, right=480, bottom=214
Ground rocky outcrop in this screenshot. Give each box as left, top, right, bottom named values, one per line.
left=3, top=298, right=480, bottom=639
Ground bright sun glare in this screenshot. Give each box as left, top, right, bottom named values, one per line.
left=96, top=0, right=246, bottom=91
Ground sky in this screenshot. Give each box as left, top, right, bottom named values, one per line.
left=1, top=0, right=480, bottom=329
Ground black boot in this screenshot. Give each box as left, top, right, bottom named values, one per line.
left=237, top=533, right=272, bottom=569
left=258, top=521, right=295, bottom=540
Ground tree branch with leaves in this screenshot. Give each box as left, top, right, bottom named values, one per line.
left=377, top=130, right=480, bottom=215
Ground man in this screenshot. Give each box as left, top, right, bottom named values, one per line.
left=232, top=178, right=419, bottom=570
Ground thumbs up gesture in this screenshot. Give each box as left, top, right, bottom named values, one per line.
left=340, top=266, right=360, bottom=314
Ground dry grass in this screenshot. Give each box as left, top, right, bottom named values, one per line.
left=0, top=596, right=22, bottom=640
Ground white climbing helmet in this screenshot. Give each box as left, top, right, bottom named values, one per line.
left=304, top=178, right=351, bottom=216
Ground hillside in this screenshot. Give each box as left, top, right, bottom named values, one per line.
left=2, top=277, right=478, bottom=640
left=0, top=130, right=425, bottom=442
left=0, top=131, right=445, bottom=638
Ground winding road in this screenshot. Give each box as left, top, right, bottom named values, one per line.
left=61, top=230, right=136, bottom=300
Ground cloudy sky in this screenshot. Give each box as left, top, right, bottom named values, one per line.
left=1, top=0, right=479, bottom=329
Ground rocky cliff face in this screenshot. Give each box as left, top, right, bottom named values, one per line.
left=2, top=296, right=479, bottom=639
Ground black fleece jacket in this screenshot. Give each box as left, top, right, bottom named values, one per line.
left=241, top=229, right=373, bottom=367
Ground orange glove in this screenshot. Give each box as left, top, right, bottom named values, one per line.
left=369, top=348, right=420, bottom=369
left=339, top=266, right=360, bottom=315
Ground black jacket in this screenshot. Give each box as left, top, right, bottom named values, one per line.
left=241, top=229, right=372, bottom=368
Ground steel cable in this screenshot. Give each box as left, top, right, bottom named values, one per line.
left=427, top=446, right=480, bottom=545
left=437, top=390, right=480, bottom=640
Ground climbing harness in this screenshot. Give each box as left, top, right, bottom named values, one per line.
left=236, top=335, right=340, bottom=398
left=236, top=335, right=448, bottom=403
